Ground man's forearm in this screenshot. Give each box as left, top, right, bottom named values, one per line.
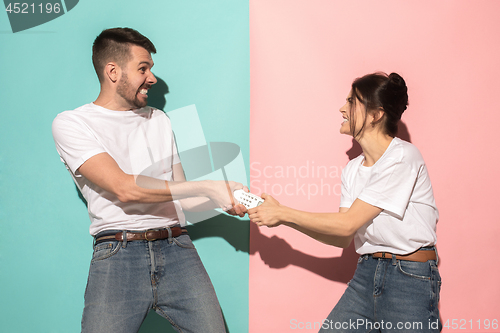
left=77, top=152, right=239, bottom=208
left=120, top=175, right=216, bottom=203
left=179, top=196, right=216, bottom=212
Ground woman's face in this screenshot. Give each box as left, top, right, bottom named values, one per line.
left=339, top=90, right=366, bottom=137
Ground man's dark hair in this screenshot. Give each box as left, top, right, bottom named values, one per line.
left=92, top=27, right=157, bottom=82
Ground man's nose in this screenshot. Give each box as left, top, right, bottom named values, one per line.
left=149, top=72, right=157, bottom=85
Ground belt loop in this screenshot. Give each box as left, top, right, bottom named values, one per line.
left=122, top=230, right=127, bottom=248
left=167, top=226, right=173, bottom=244
left=434, top=246, right=439, bottom=265
left=391, top=253, right=397, bottom=265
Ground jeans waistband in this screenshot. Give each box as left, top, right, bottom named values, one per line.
left=93, top=226, right=187, bottom=247
left=94, top=226, right=182, bottom=239
left=366, top=246, right=438, bottom=263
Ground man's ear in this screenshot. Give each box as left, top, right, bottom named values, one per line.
left=105, top=62, right=120, bottom=83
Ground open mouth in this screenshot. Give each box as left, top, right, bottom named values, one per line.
left=139, top=88, right=148, bottom=96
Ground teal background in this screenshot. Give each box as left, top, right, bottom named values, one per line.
left=0, top=1, right=250, bottom=332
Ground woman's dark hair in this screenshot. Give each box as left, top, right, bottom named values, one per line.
left=349, top=72, right=408, bottom=138
left=92, top=27, right=157, bottom=83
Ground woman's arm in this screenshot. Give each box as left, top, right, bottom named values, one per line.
left=247, top=194, right=382, bottom=247
left=281, top=207, right=352, bottom=248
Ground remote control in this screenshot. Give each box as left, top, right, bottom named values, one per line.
left=233, top=189, right=264, bottom=209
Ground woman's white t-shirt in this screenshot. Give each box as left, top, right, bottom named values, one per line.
left=340, top=137, right=438, bottom=255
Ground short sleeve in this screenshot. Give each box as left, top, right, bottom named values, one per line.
left=172, top=144, right=180, bottom=165
left=339, top=169, right=353, bottom=208
left=357, top=161, right=418, bottom=218
left=52, top=114, right=105, bottom=173
left=169, top=120, right=180, bottom=166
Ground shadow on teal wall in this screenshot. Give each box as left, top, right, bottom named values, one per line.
left=138, top=306, right=237, bottom=333
left=138, top=216, right=250, bottom=333
left=70, top=76, right=250, bottom=332
left=0, top=1, right=249, bottom=332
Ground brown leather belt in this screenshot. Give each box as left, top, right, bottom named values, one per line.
left=372, top=249, right=436, bottom=262
left=95, top=227, right=188, bottom=244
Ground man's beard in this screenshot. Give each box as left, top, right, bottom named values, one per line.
left=117, top=73, right=147, bottom=109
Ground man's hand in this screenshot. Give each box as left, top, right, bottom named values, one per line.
left=223, top=184, right=249, bottom=218
left=207, top=181, right=248, bottom=216
left=248, top=193, right=283, bottom=227
left=225, top=204, right=248, bottom=217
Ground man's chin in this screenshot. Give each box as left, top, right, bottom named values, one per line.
left=134, top=97, right=148, bottom=108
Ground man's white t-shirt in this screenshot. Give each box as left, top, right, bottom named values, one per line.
left=52, top=103, right=185, bottom=235
left=340, top=137, right=438, bottom=255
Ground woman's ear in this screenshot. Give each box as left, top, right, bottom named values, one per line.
left=370, top=107, right=385, bottom=126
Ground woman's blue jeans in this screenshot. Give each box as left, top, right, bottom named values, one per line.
left=81, top=232, right=226, bottom=333
left=319, top=248, right=441, bottom=332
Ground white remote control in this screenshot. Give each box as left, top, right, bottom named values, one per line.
left=233, top=189, right=264, bottom=209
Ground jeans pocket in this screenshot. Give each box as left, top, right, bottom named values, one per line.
left=431, top=263, right=441, bottom=302
left=91, top=241, right=121, bottom=263
left=357, top=255, right=367, bottom=264
left=397, top=260, right=432, bottom=280
left=172, top=234, right=196, bottom=249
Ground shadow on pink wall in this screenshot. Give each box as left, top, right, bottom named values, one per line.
left=250, top=222, right=357, bottom=283
left=249, top=120, right=416, bottom=285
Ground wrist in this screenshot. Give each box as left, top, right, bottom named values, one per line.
left=277, top=205, right=288, bottom=224
left=200, top=180, right=214, bottom=197
left=280, top=205, right=296, bottom=224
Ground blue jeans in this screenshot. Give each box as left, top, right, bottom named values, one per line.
left=81, top=231, right=226, bottom=333
left=319, top=248, right=441, bottom=333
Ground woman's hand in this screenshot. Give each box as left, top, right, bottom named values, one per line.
left=248, top=193, right=283, bottom=227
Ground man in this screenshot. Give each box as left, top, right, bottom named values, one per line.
left=52, top=27, right=246, bottom=333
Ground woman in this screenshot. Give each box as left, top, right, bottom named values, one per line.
left=248, top=72, right=441, bottom=332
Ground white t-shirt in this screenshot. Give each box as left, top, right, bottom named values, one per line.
left=340, top=137, right=438, bottom=255
left=52, top=103, right=185, bottom=235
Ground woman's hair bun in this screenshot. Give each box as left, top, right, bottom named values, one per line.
left=381, top=72, right=408, bottom=114
left=388, top=72, right=406, bottom=87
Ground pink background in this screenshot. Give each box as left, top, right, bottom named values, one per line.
left=249, top=1, right=500, bottom=332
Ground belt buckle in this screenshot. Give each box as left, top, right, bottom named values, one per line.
left=144, top=230, right=157, bottom=242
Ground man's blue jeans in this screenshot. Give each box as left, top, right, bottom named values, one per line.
left=319, top=248, right=441, bottom=332
left=81, top=231, right=226, bottom=333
